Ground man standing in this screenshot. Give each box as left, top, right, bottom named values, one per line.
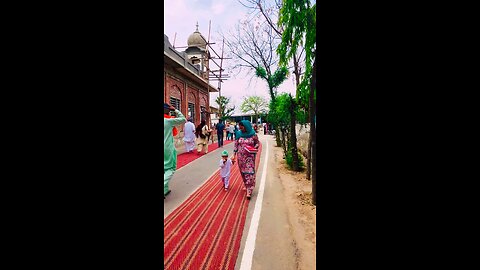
left=164, top=103, right=186, bottom=198
left=216, top=120, right=225, bottom=147
left=183, top=117, right=196, bottom=153
left=228, top=123, right=235, bottom=141
left=225, top=122, right=230, bottom=141
left=232, top=123, right=238, bottom=140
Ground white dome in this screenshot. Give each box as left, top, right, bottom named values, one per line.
left=187, top=24, right=207, bottom=48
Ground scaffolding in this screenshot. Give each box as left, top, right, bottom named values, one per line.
left=172, top=20, right=231, bottom=98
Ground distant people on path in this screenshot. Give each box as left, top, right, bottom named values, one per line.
left=164, top=103, right=186, bottom=199
left=183, top=117, right=196, bottom=153
left=219, top=150, right=233, bottom=191
left=268, top=123, right=275, bottom=135
left=195, top=120, right=211, bottom=155
left=225, top=123, right=232, bottom=140
left=228, top=123, right=235, bottom=140
left=216, top=120, right=225, bottom=147
left=263, top=122, right=268, bottom=135
left=231, top=120, right=259, bottom=200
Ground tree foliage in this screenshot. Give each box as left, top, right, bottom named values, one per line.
left=268, top=93, right=291, bottom=127
left=277, top=0, right=316, bottom=69
left=215, top=96, right=235, bottom=121
left=255, top=66, right=289, bottom=100
left=240, top=95, right=269, bottom=123
left=277, top=0, right=317, bottom=204
left=222, top=18, right=280, bottom=83
left=238, top=0, right=306, bottom=93
left=277, top=0, right=316, bottom=109
left=239, top=1, right=305, bottom=172
left=254, top=64, right=289, bottom=147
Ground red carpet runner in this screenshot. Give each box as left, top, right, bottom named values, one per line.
left=176, top=140, right=234, bottom=170
left=164, top=143, right=263, bottom=270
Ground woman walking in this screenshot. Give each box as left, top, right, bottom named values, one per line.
left=231, top=120, right=259, bottom=199
left=195, top=120, right=210, bottom=154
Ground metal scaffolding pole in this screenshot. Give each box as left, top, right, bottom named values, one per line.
left=173, top=20, right=230, bottom=121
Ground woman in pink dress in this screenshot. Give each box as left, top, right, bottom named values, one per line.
left=231, top=120, right=260, bottom=199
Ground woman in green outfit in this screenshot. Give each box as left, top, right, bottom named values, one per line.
left=164, top=103, right=186, bottom=198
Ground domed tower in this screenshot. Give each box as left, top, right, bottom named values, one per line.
left=185, top=22, right=210, bottom=80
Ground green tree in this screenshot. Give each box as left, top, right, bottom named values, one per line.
left=222, top=18, right=288, bottom=147
left=255, top=66, right=289, bottom=147
left=240, top=95, right=269, bottom=124
left=277, top=0, right=316, bottom=204
left=215, top=96, right=235, bottom=121
left=268, top=93, right=290, bottom=154
left=239, top=0, right=307, bottom=109
left=239, top=0, right=305, bottom=171
left=255, top=66, right=289, bottom=101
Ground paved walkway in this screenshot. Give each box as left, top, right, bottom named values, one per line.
left=165, top=132, right=300, bottom=269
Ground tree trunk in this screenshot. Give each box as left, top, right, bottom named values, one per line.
left=289, top=94, right=299, bottom=171
left=292, top=52, right=302, bottom=172
left=306, top=127, right=312, bottom=180
left=310, top=58, right=317, bottom=205
left=275, top=127, right=281, bottom=147
left=281, top=127, right=287, bottom=158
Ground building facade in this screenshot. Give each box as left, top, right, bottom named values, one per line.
left=164, top=26, right=217, bottom=149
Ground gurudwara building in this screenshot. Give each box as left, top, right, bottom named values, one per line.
left=164, top=25, right=218, bottom=149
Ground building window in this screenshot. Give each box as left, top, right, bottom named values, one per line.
left=191, top=56, right=200, bottom=65
left=170, top=97, right=180, bottom=110
left=200, top=106, right=206, bottom=122
left=188, top=103, right=195, bottom=123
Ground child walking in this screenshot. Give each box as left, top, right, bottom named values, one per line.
left=219, top=150, right=233, bottom=191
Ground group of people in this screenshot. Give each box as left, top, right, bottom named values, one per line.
left=263, top=122, right=274, bottom=135
left=164, top=102, right=260, bottom=200
left=214, top=121, right=238, bottom=148
left=182, top=118, right=212, bottom=155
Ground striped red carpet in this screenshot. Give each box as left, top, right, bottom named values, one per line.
left=176, top=140, right=234, bottom=170
left=164, top=143, right=262, bottom=270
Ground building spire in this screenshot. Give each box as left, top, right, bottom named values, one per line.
left=196, top=21, right=199, bottom=32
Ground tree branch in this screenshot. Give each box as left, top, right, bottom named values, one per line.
left=256, top=0, right=283, bottom=37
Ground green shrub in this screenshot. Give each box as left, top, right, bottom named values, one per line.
left=285, top=148, right=305, bottom=171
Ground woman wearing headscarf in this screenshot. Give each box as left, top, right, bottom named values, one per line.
left=195, top=120, right=211, bottom=154
left=231, top=120, right=260, bottom=199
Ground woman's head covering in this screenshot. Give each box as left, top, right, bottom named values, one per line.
left=196, top=120, right=206, bottom=130
left=235, top=120, right=255, bottom=139
left=195, top=120, right=207, bottom=137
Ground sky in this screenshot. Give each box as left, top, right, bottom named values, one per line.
left=164, top=0, right=297, bottom=115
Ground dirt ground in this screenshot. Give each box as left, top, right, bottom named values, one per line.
left=273, top=145, right=316, bottom=270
